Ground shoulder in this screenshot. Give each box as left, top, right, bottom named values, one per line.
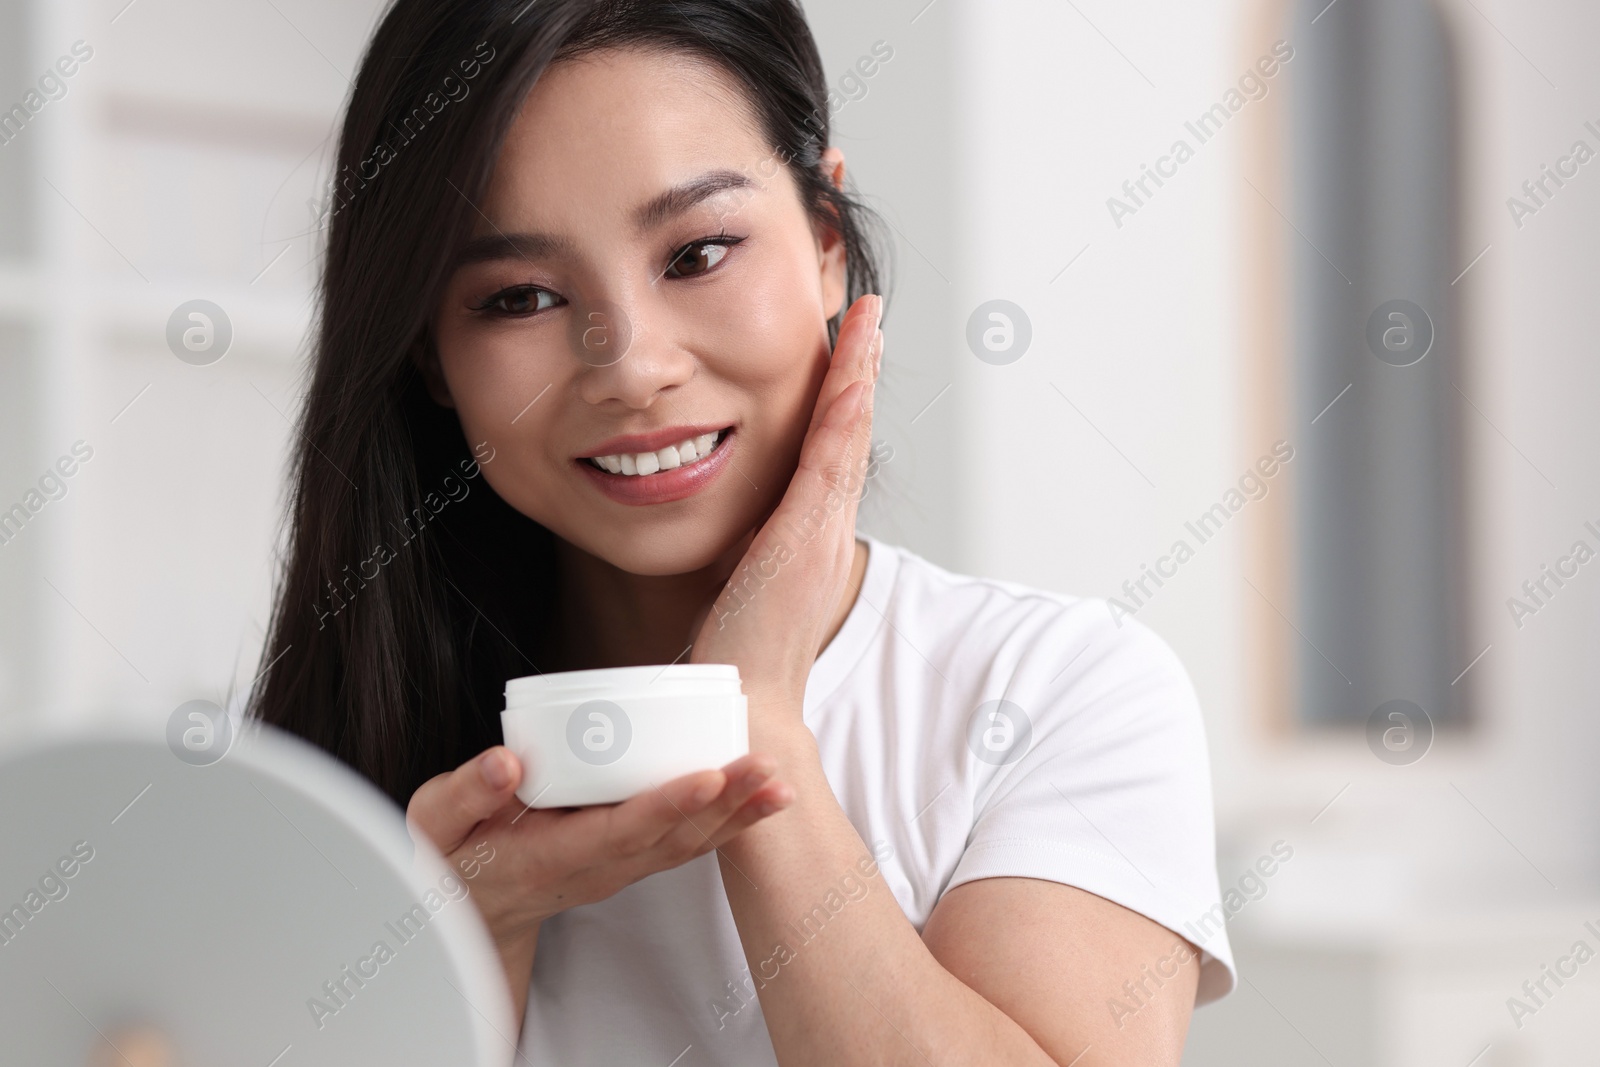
left=860, top=539, right=1234, bottom=999
left=863, top=535, right=1200, bottom=731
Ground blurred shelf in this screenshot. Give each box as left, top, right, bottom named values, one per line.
left=0, top=260, right=315, bottom=361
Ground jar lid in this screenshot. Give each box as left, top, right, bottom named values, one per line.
left=504, top=663, right=740, bottom=699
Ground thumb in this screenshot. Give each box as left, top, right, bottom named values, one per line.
left=405, top=746, right=522, bottom=856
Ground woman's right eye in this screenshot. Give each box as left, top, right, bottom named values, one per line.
left=476, top=286, right=562, bottom=316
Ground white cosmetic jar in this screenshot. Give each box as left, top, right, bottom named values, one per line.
left=500, top=664, right=749, bottom=808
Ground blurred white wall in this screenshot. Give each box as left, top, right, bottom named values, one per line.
left=2, top=0, right=1597, bottom=1062
left=0, top=0, right=378, bottom=724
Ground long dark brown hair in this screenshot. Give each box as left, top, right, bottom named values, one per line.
left=247, top=0, right=891, bottom=809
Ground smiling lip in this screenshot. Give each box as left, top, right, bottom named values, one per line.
left=576, top=426, right=736, bottom=506
left=580, top=423, right=730, bottom=459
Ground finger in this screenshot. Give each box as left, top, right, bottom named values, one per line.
left=405, top=746, right=523, bottom=856
left=797, top=297, right=880, bottom=512
left=712, top=375, right=869, bottom=630
left=697, top=307, right=878, bottom=643
left=807, top=293, right=882, bottom=436
left=703, top=780, right=795, bottom=849
left=669, top=779, right=795, bottom=861
left=689, top=776, right=794, bottom=854
left=608, top=752, right=781, bottom=858
left=846, top=326, right=882, bottom=480
left=585, top=766, right=730, bottom=861
left=654, top=754, right=779, bottom=851
left=793, top=374, right=874, bottom=531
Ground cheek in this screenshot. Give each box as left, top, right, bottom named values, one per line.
left=703, top=298, right=827, bottom=471
left=695, top=244, right=834, bottom=486
left=430, top=317, right=583, bottom=521
left=699, top=244, right=831, bottom=392
left=435, top=318, right=572, bottom=434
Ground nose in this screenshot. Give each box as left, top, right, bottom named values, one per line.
left=572, top=291, right=694, bottom=410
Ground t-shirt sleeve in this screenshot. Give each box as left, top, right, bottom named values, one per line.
left=943, top=601, right=1237, bottom=1004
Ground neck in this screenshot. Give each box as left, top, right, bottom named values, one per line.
left=544, top=534, right=868, bottom=673
left=546, top=531, right=753, bottom=671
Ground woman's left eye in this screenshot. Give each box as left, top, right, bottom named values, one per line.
left=665, top=238, right=740, bottom=279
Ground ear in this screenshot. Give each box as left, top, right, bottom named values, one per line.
left=816, top=146, right=849, bottom=322
left=418, top=339, right=456, bottom=409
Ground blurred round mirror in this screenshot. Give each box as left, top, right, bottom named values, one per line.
left=0, top=720, right=515, bottom=1067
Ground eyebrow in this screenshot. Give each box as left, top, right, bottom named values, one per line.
left=452, top=169, right=756, bottom=268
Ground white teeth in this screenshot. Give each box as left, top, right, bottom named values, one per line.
left=589, top=430, right=725, bottom=476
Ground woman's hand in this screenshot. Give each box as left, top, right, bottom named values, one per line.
left=690, top=293, right=883, bottom=715
left=405, top=744, right=793, bottom=1020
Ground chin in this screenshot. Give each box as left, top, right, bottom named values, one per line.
left=564, top=523, right=747, bottom=578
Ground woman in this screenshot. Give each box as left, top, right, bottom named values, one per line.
left=248, top=0, right=1236, bottom=1062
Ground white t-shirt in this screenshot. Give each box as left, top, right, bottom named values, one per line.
left=518, top=534, right=1236, bottom=1064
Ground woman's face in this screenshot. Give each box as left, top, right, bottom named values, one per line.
left=431, top=48, right=848, bottom=577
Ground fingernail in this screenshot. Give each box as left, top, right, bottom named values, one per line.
left=479, top=749, right=512, bottom=790
left=740, top=767, right=773, bottom=791
left=873, top=328, right=884, bottom=373
left=691, top=778, right=721, bottom=807
left=757, top=799, right=781, bottom=817
left=872, top=294, right=884, bottom=329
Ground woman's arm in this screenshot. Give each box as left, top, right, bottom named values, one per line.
left=922, top=876, right=1198, bottom=1064
left=694, top=295, right=1203, bottom=1063
left=717, top=719, right=1197, bottom=1067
